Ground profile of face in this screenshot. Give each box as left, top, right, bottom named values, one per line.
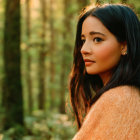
left=81, top=16, right=127, bottom=82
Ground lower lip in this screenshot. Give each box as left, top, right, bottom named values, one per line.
left=85, top=61, right=95, bottom=66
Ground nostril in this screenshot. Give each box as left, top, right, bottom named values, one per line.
left=81, top=49, right=86, bottom=55
left=81, top=47, right=90, bottom=54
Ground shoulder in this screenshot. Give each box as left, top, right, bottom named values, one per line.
left=92, top=85, right=140, bottom=110
left=100, top=85, right=140, bottom=102
left=104, top=85, right=140, bottom=98
left=88, top=85, right=140, bottom=119
left=72, top=86, right=140, bottom=140
left=87, top=86, right=140, bottom=139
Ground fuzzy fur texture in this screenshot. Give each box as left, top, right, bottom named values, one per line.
left=73, top=86, right=140, bottom=140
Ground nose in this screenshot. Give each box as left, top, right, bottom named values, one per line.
left=80, top=40, right=91, bottom=55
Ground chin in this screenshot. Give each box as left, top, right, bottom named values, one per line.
left=86, top=69, right=98, bottom=75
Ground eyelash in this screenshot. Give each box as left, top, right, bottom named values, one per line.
left=81, top=37, right=103, bottom=44
left=93, top=37, right=103, bottom=43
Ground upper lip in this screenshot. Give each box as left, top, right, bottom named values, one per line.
left=84, top=59, right=95, bottom=62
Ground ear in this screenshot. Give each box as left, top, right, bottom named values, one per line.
left=121, top=41, right=127, bottom=55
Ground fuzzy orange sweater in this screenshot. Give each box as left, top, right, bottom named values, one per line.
left=72, top=86, right=140, bottom=140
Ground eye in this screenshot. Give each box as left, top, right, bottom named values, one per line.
left=93, top=37, right=103, bottom=43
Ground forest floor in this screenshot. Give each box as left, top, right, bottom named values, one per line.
left=1, top=110, right=76, bottom=140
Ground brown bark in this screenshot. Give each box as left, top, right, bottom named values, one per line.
left=59, top=0, right=73, bottom=113
left=38, top=52, right=46, bottom=110
left=26, top=53, right=33, bottom=114
left=59, top=52, right=66, bottom=113
left=25, top=0, right=33, bottom=115
left=38, top=0, right=47, bottom=110
left=49, top=0, right=55, bottom=109
left=3, top=0, right=24, bottom=129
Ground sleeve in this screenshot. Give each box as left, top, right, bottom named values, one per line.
left=72, top=86, right=140, bottom=140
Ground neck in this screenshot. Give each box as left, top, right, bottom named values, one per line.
left=99, top=71, right=112, bottom=86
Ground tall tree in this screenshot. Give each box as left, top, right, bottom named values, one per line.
left=49, top=0, right=56, bottom=109
left=3, top=0, right=24, bottom=129
left=25, top=0, right=33, bottom=115
left=38, top=0, right=47, bottom=110
left=59, top=0, right=74, bottom=113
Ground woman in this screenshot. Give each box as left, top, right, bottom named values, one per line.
left=69, top=3, right=140, bottom=140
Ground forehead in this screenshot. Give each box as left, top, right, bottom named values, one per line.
left=82, top=16, right=109, bottom=35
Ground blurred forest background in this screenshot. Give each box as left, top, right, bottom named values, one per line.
left=0, top=0, right=139, bottom=139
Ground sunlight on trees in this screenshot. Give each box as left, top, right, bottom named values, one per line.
left=0, top=0, right=140, bottom=139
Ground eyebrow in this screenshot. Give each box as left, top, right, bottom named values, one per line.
left=81, top=31, right=106, bottom=38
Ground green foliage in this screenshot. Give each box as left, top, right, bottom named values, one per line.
left=2, top=125, right=26, bottom=140
left=0, top=0, right=140, bottom=139
left=2, top=110, right=76, bottom=140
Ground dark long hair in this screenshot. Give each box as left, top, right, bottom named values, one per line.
left=69, top=4, right=140, bottom=129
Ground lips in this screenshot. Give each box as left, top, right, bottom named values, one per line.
left=84, top=59, right=95, bottom=66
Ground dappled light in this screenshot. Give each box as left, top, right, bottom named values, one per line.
left=0, top=0, right=140, bottom=139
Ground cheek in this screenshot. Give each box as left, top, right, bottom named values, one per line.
left=96, top=44, right=121, bottom=65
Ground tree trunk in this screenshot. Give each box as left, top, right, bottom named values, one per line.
left=3, top=0, right=24, bottom=129
left=59, top=52, right=66, bottom=113
left=38, top=0, right=47, bottom=110
left=59, top=0, right=73, bottom=113
left=25, top=0, right=33, bottom=115
left=49, top=0, right=55, bottom=109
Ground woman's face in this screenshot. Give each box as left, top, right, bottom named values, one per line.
left=81, top=16, right=126, bottom=84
